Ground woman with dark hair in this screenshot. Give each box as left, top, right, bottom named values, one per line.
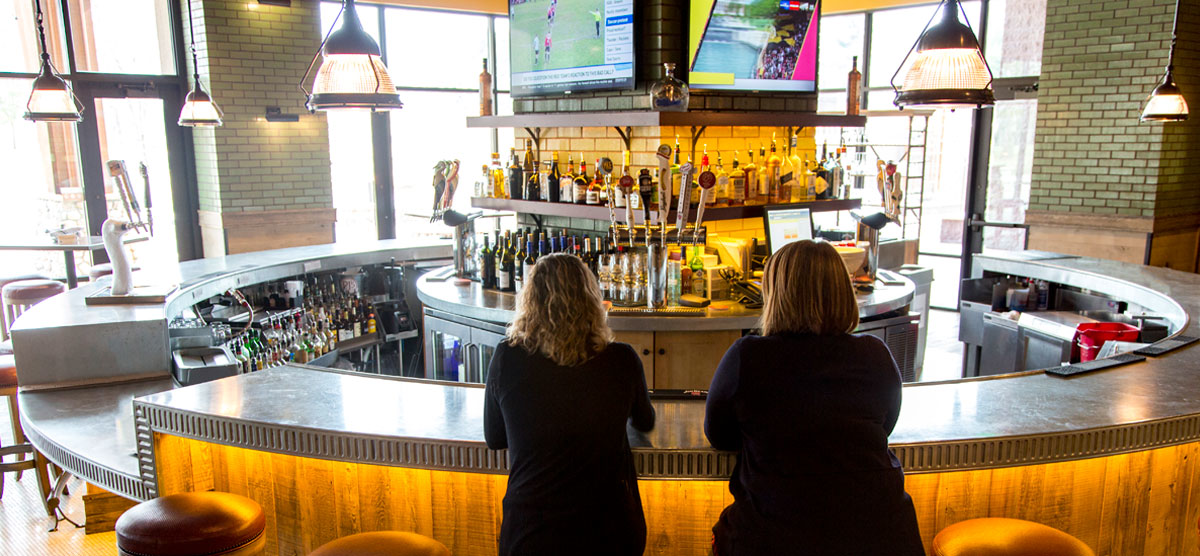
left=705, top=240, right=923, bottom=555
left=484, top=253, right=655, bottom=556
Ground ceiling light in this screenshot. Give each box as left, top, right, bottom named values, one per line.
left=300, top=0, right=403, bottom=112
left=892, top=0, right=994, bottom=110
left=24, top=0, right=82, bottom=122
left=179, top=0, right=223, bottom=126
left=1142, top=0, right=1188, bottom=122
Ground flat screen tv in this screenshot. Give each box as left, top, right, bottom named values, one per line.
left=509, top=0, right=635, bottom=97
left=689, top=0, right=819, bottom=92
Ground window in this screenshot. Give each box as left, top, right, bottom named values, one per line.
left=321, top=2, right=509, bottom=241
left=67, top=0, right=177, bottom=74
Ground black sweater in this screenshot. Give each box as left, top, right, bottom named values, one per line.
left=484, top=341, right=655, bottom=556
left=705, top=333, right=923, bottom=556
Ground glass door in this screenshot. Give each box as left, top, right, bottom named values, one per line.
left=74, top=81, right=199, bottom=273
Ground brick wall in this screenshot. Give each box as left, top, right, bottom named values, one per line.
left=1026, top=0, right=1200, bottom=268
left=188, top=0, right=336, bottom=255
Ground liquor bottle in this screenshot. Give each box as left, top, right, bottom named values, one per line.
left=539, top=160, right=553, bottom=201
left=638, top=168, right=654, bottom=212
left=482, top=164, right=495, bottom=198
left=574, top=158, right=590, bottom=205
left=814, top=143, right=831, bottom=200
left=715, top=154, right=730, bottom=206
left=548, top=153, right=562, bottom=203
left=513, top=238, right=525, bottom=293
left=491, top=153, right=506, bottom=199
left=777, top=142, right=794, bottom=203
left=767, top=137, right=782, bottom=203
left=479, top=58, right=494, bottom=116
left=587, top=161, right=603, bottom=205
left=729, top=152, right=746, bottom=206
left=522, top=239, right=536, bottom=281
left=538, top=232, right=548, bottom=259
left=499, top=232, right=515, bottom=292
left=847, top=56, right=862, bottom=116
left=560, top=156, right=576, bottom=204
left=688, top=246, right=706, bottom=297
left=597, top=240, right=612, bottom=300
left=508, top=149, right=524, bottom=201
left=479, top=233, right=495, bottom=289
left=523, top=140, right=539, bottom=201
left=789, top=134, right=805, bottom=200
left=680, top=246, right=692, bottom=295
left=743, top=147, right=758, bottom=205
left=758, top=143, right=770, bottom=201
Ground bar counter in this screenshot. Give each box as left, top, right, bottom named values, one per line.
left=12, top=243, right=1200, bottom=555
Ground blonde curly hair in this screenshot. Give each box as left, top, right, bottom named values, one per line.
left=507, top=253, right=613, bottom=367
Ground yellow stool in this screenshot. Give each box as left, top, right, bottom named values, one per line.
left=310, top=532, right=451, bottom=556
left=932, top=518, right=1094, bottom=556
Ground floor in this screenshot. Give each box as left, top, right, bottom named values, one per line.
left=0, top=310, right=967, bottom=555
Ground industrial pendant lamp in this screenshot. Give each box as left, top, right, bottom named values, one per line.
left=24, top=0, right=83, bottom=122
left=300, top=0, right=403, bottom=111
left=892, top=0, right=994, bottom=110
left=1141, top=0, right=1188, bottom=122
left=178, top=0, right=223, bottom=126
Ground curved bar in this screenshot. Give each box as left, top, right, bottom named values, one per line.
left=416, top=272, right=915, bottom=332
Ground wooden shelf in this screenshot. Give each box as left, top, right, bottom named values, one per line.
left=470, top=197, right=861, bottom=224
left=466, top=111, right=867, bottom=130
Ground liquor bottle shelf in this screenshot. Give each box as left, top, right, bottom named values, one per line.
left=466, top=111, right=867, bottom=130
left=470, top=197, right=861, bottom=223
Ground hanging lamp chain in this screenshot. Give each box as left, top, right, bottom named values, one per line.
left=34, top=0, right=51, bottom=63
left=186, top=0, right=202, bottom=85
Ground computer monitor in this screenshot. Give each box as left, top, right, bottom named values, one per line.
left=763, top=205, right=814, bottom=255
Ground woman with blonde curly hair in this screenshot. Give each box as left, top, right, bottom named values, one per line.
left=705, top=240, right=922, bottom=555
left=484, top=252, right=655, bottom=556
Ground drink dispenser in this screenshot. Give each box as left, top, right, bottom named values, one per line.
left=853, top=211, right=898, bottom=283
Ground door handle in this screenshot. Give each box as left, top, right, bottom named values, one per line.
left=658, top=348, right=666, bottom=355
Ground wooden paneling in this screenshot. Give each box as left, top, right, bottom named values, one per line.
left=154, top=435, right=1200, bottom=556
left=614, top=331, right=655, bottom=387
left=1149, top=228, right=1200, bottom=273
left=200, top=208, right=337, bottom=256
left=81, top=482, right=138, bottom=534
left=653, top=330, right=741, bottom=390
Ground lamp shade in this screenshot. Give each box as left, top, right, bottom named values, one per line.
left=306, top=0, right=402, bottom=111
left=24, top=67, right=82, bottom=122
left=1141, top=65, right=1188, bottom=122
left=179, top=86, right=224, bottom=126
left=893, top=0, right=994, bottom=109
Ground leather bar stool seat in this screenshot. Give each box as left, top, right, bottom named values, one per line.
left=932, top=518, right=1094, bottom=556
left=310, top=532, right=451, bottom=556
left=2, top=279, right=66, bottom=305
left=0, top=273, right=50, bottom=289
left=116, top=492, right=266, bottom=556
left=0, top=355, right=15, bottom=388
left=89, top=263, right=139, bottom=281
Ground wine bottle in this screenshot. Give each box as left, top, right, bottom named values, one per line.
left=574, top=158, right=591, bottom=205
left=479, top=58, right=494, bottom=116
left=548, top=152, right=562, bottom=203
left=508, top=149, right=524, bottom=201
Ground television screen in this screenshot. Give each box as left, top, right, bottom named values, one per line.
left=509, top=0, right=635, bottom=97
left=689, top=0, right=819, bottom=92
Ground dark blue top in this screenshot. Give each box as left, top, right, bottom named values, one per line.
left=485, top=341, right=655, bottom=556
left=705, top=333, right=923, bottom=556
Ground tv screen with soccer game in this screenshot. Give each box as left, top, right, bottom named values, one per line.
left=509, top=0, right=635, bottom=97
left=689, top=0, right=819, bottom=92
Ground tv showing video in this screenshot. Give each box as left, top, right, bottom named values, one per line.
left=509, top=0, right=635, bottom=97
left=689, top=0, right=819, bottom=92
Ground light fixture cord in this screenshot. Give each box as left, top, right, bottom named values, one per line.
left=187, top=0, right=202, bottom=86
left=1167, top=0, right=1180, bottom=71
left=33, top=0, right=50, bottom=63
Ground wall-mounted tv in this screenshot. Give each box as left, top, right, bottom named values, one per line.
left=509, top=0, right=636, bottom=97
left=689, top=0, right=819, bottom=92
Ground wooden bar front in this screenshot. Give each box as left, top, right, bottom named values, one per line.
left=154, top=433, right=1200, bottom=556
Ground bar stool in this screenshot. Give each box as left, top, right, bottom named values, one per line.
left=0, top=354, right=36, bottom=499
left=116, top=492, right=266, bottom=556
left=0, top=272, right=50, bottom=350
left=88, top=263, right=140, bottom=282
left=310, top=532, right=451, bottom=556
left=2, top=279, right=66, bottom=345
left=932, top=518, right=1095, bottom=556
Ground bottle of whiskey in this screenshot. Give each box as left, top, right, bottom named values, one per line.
left=548, top=153, right=562, bottom=203
left=743, top=147, right=758, bottom=205
left=587, top=160, right=603, bottom=205
left=729, top=152, right=745, bottom=206
left=508, top=149, right=524, bottom=201
left=574, top=158, right=591, bottom=205
left=479, top=58, right=493, bottom=116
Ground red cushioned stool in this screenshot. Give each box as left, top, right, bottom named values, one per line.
left=932, top=518, right=1094, bottom=556
left=116, top=492, right=266, bottom=556
left=0, top=273, right=49, bottom=343
left=0, top=354, right=37, bottom=498
left=310, top=532, right=451, bottom=556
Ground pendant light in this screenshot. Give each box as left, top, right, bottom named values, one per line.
left=1141, top=0, right=1188, bottom=122
left=892, top=0, right=994, bottom=110
left=300, top=0, right=403, bottom=111
left=24, top=0, right=83, bottom=122
left=178, top=0, right=223, bottom=127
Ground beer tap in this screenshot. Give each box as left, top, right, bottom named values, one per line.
left=674, top=163, right=695, bottom=245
